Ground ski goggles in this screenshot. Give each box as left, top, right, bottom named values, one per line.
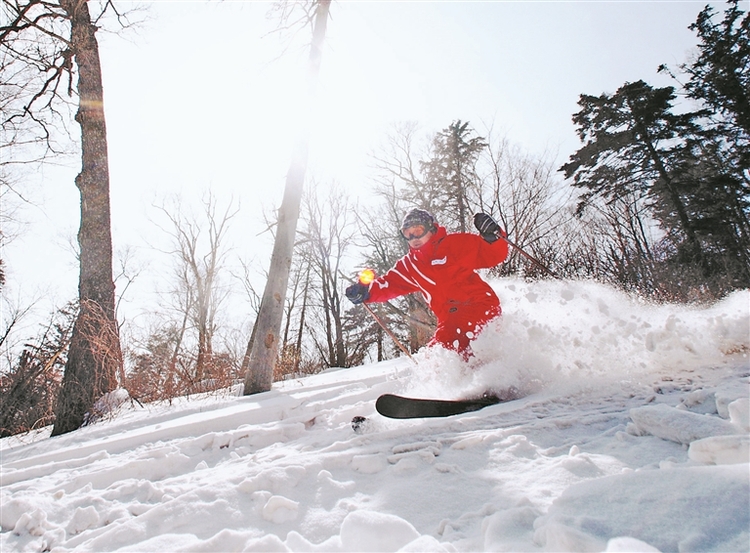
left=401, top=224, right=431, bottom=241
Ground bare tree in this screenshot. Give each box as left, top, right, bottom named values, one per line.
left=479, top=135, right=571, bottom=277
left=278, top=255, right=312, bottom=377
left=371, top=122, right=429, bottom=207
left=0, top=302, right=76, bottom=437
left=154, top=192, right=238, bottom=384
left=243, top=0, right=331, bottom=395
left=239, top=206, right=310, bottom=381
left=0, top=0, right=143, bottom=434
left=298, top=184, right=360, bottom=368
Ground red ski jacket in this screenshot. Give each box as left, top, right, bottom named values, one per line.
left=365, top=225, right=508, bottom=351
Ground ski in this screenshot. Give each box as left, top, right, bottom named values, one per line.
left=375, top=393, right=504, bottom=419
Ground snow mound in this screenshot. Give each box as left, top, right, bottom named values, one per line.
left=629, top=403, right=740, bottom=444
left=689, top=435, right=750, bottom=465
left=535, top=464, right=750, bottom=553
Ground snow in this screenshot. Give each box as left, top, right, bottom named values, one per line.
left=1, top=278, right=748, bottom=553
left=628, top=404, right=739, bottom=445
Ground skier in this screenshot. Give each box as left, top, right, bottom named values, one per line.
left=345, top=209, right=508, bottom=357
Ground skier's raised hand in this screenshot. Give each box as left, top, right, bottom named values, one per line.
left=473, top=213, right=504, bottom=243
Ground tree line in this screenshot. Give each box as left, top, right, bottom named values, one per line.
left=1, top=1, right=747, bottom=437
left=563, top=1, right=749, bottom=298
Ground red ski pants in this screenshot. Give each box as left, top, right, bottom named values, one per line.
left=429, top=301, right=501, bottom=356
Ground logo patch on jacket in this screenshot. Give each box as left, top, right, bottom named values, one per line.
left=431, top=257, right=448, bottom=265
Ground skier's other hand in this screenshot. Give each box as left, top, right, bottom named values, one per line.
left=474, top=213, right=505, bottom=243
left=345, top=282, right=370, bottom=305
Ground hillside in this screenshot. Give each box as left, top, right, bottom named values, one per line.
left=1, top=279, right=748, bottom=552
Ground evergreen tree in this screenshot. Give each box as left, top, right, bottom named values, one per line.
left=419, top=120, right=487, bottom=232
left=562, top=81, right=705, bottom=258
left=678, top=0, right=750, bottom=142
left=564, top=1, right=750, bottom=296
left=666, top=0, right=750, bottom=285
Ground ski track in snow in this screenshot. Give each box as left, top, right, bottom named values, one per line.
left=1, top=279, right=748, bottom=553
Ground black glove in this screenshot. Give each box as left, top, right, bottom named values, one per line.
left=345, top=282, right=370, bottom=305
left=474, top=213, right=504, bottom=243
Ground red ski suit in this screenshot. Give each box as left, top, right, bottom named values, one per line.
left=365, top=225, right=508, bottom=353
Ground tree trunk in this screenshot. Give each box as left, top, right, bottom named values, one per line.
left=294, top=275, right=309, bottom=373
left=333, top=309, right=346, bottom=367
left=243, top=0, right=330, bottom=395
left=52, top=0, right=122, bottom=436
left=626, top=97, right=701, bottom=256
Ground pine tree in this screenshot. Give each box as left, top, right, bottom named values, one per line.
left=658, top=0, right=749, bottom=289
left=420, top=120, right=487, bottom=232
left=670, top=0, right=750, bottom=285
left=562, top=81, right=705, bottom=260
left=563, top=0, right=750, bottom=294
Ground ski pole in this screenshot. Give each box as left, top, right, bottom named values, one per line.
left=358, top=270, right=417, bottom=364
left=500, top=235, right=560, bottom=279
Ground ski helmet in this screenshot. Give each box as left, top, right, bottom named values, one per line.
left=400, top=209, right=436, bottom=231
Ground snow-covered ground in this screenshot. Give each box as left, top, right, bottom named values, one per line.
left=2, top=279, right=749, bottom=553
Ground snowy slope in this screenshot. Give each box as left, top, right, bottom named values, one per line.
left=1, top=279, right=748, bottom=553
